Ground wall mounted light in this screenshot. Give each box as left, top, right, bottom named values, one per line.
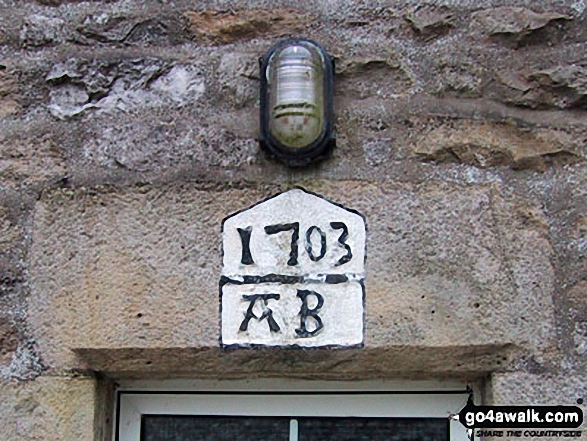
left=259, top=39, right=335, bottom=167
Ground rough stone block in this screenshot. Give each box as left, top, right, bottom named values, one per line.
left=28, top=181, right=556, bottom=376
left=412, top=120, right=582, bottom=170
left=0, top=130, right=67, bottom=188
left=405, top=5, right=454, bottom=40
left=0, top=318, right=19, bottom=367
left=46, top=58, right=206, bottom=120
left=0, top=68, right=19, bottom=118
left=528, top=64, right=587, bottom=110
left=489, top=371, right=586, bottom=406
left=0, top=375, right=98, bottom=441
left=183, top=9, right=311, bottom=44
left=495, top=62, right=587, bottom=110
left=20, top=13, right=67, bottom=48
left=472, top=7, right=571, bottom=45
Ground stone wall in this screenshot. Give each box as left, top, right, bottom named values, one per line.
left=0, top=0, right=585, bottom=439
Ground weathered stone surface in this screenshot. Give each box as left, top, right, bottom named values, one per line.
left=566, top=281, right=587, bottom=357
left=0, top=376, right=98, bottom=441
left=362, top=138, right=394, bottom=167
left=35, top=0, right=113, bottom=5
left=0, top=191, right=31, bottom=286
left=335, top=55, right=402, bottom=76
left=528, top=64, right=587, bottom=109
left=473, top=7, right=571, bottom=45
left=543, top=169, right=587, bottom=287
left=0, top=68, right=19, bottom=117
left=0, top=191, right=44, bottom=381
left=432, top=57, right=484, bottom=98
left=495, top=62, right=587, bottom=109
left=46, top=58, right=205, bottom=119
left=335, top=50, right=414, bottom=100
left=0, top=262, right=39, bottom=383
left=75, top=13, right=177, bottom=45
left=527, top=166, right=587, bottom=376
left=78, top=345, right=518, bottom=378
left=496, top=70, right=534, bottom=93
left=413, top=121, right=582, bottom=170
left=0, top=319, right=19, bottom=366
left=0, top=206, right=21, bottom=258
left=78, top=113, right=257, bottom=171
left=557, top=279, right=587, bottom=372
left=0, top=341, right=44, bottom=381
left=29, top=182, right=555, bottom=374
left=183, top=9, right=309, bottom=44
left=0, top=302, right=42, bottom=384
left=0, top=131, right=67, bottom=187
left=19, top=14, right=67, bottom=48
left=215, top=52, right=259, bottom=109
left=405, top=5, right=453, bottom=40
left=489, top=371, right=587, bottom=406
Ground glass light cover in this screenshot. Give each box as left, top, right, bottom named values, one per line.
left=267, top=42, right=325, bottom=149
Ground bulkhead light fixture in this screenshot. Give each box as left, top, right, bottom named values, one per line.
left=259, top=39, right=335, bottom=166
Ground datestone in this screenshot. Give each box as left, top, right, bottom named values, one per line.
left=220, top=189, right=366, bottom=347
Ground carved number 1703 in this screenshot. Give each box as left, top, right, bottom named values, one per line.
left=237, top=222, right=352, bottom=267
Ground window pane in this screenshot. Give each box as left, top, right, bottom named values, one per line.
left=298, top=417, right=448, bottom=441
left=141, top=415, right=290, bottom=441
left=141, top=415, right=448, bottom=441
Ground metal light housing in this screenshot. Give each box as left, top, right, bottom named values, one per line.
left=259, top=39, right=335, bottom=166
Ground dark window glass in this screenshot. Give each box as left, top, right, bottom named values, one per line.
left=141, top=416, right=448, bottom=441
left=141, top=416, right=290, bottom=441
left=298, top=417, right=447, bottom=441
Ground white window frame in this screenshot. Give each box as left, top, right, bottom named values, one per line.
left=115, top=379, right=477, bottom=441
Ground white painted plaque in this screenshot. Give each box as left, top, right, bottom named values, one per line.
left=220, top=188, right=366, bottom=347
